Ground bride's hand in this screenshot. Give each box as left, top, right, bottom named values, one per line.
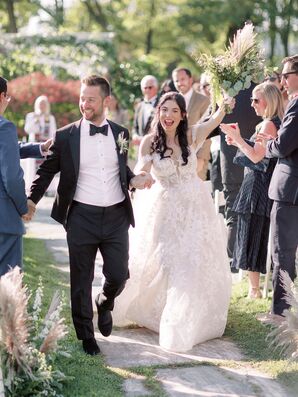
left=218, top=96, right=235, bottom=113
left=130, top=171, right=155, bottom=190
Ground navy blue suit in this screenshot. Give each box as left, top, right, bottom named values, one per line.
left=19, top=142, right=42, bottom=159
left=0, top=116, right=27, bottom=276
left=266, top=96, right=298, bottom=315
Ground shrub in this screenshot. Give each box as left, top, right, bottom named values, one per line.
left=7, top=72, right=80, bottom=137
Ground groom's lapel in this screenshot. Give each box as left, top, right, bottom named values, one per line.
left=108, top=120, right=126, bottom=172
left=69, top=119, right=81, bottom=178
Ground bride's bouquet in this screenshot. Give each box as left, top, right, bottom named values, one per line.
left=196, top=23, right=265, bottom=113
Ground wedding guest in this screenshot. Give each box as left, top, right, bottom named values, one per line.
left=172, top=67, right=210, bottom=180
left=24, top=95, right=57, bottom=195
left=132, top=75, right=159, bottom=145
left=107, top=94, right=130, bottom=127
left=199, top=73, right=223, bottom=197
left=264, top=71, right=289, bottom=107
left=113, top=92, right=233, bottom=352
left=159, top=79, right=177, bottom=96
left=258, top=55, right=298, bottom=320
left=27, top=75, right=154, bottom=355
left=200, top=73, right=211, bottom=98
left=24, top=95, right=57, bottom=142
left=221, top=83, right=284, bottom=298
left=0, top=76, right=28, bottom=276
left=211, top=85, right=261, bottom=272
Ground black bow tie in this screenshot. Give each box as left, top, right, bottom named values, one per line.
left=89, top=124, right=108, bottom=136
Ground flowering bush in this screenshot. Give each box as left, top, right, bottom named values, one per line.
left=0, top=268, right=69, bottom=397
left=196, top=23, right=265, bottom=113
left=6, top=72, right=80, bottom=136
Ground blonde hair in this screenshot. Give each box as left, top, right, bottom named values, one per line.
left=253, top=82, right=284, bottom=121
left=34, top=95, right=51, bottom=116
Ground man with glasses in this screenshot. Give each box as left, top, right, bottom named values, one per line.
left=258, top=54, right=298, bottom=321
left=132, top=75, right=159, bottom=144
left=264, top=71, right=289, bottom=107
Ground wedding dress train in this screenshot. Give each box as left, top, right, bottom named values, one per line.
left=113, top=148, right=231, bottom=352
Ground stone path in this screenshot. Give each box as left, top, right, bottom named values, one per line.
left=26, top=196, right=296, bottom=397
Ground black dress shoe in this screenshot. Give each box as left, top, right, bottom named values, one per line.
left=95, top=299, right=113, bottom=337
left=82, top=337, right=100, bottom=355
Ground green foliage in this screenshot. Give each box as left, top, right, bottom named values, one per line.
left=23, top=238, right=125, bottom=397
left=0, top=34, right=166, bottom=128
left=109, top=54, right=166, bottom=109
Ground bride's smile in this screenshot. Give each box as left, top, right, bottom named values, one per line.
left=160, top=99, right=183, bottom=133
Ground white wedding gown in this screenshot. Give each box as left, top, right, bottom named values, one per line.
left=113, top=148, right=231, bottom=352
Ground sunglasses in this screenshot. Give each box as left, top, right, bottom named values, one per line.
left=281, top=71, right=297, bottom=80
left=250, top=97, right=260, bottom=104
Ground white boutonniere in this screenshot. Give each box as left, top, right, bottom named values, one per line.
left=117, top=131, right=129, bottom=154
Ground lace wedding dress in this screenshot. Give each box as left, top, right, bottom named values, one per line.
left=113, top=148, right=232, bottom=352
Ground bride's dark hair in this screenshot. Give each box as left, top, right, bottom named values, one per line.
left=150, top=92, right=190, bottom=165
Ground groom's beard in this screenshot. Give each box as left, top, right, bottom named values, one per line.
left=80, top=107, right=104, bottom=124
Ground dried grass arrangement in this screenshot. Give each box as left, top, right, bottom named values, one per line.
left=268, top=270, right=298, bottom=360
left=0, top=267, right=69, bottom=397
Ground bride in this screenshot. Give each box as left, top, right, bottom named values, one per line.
left=113, top=92, right=232, bottom=352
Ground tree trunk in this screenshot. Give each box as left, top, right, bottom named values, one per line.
left=5, top=0, right=18, bottom=33
left=268, top=14, right=276, bottom=61
left=279, top=0, right=294, bottom=57
left=145, top=0, right=156, bottom=54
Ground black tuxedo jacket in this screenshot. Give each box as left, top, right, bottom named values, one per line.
left=267, top=96, right=298, bottom=205
left=29, top=119, right=135, bottom=227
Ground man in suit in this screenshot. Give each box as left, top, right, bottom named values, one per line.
left=132, top=75, right=159, bottom=144
left=172, top=67, right=210, bottom=180
left=218, top=85, right=261, bottom=270
left=0, top=76, right=28, bottom=276
left=260, top=55, right=298, bottom=319
left=28, top=75, right=154, bottom=355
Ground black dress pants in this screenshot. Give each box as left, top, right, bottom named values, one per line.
left=66, top=201, right=129, bottom=340
left=223, top=183, right=241, bottom=260
left=271, top=201, right=298, bottom=315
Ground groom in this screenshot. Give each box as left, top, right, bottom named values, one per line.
left=28, top=75, right=154, bottom=355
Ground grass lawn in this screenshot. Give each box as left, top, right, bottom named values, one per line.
left=23, top=236, right=298, bottom=396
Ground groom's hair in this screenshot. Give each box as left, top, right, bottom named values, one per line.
left=0, top=77, right=7, bottom=95
left=81, top=75, right=111, bottom=98
left=282, top=54, right=298, bottom=73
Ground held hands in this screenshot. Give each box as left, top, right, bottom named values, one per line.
left=130, top=171, right=155, bottom=190
left=41, top=138, right=53, bottom=154
left=22, top=199, right=36, bottom=222
left=131, top=134, right=142, bottom=146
